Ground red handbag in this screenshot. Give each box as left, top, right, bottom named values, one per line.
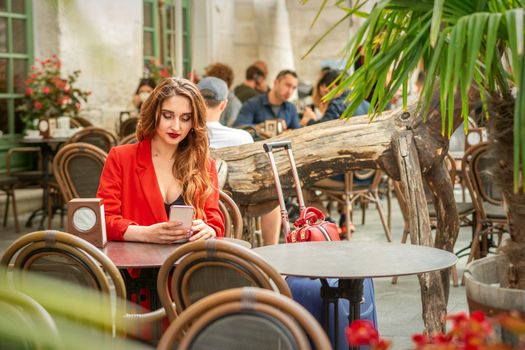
left=287, top=207, right=340, bottom=243
left=263, top=141, right=341, bottom=243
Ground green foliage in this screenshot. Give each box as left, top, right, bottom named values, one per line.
left=17, top=56, right=91, bottom=130
left=306, top=0, right=525, bottom=191
left=0, top=268, right=150, bottom=350
left=144, top=59, right=173, bottom=83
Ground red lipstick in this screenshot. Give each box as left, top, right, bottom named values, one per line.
left=168, top=133, right=180, bottom=139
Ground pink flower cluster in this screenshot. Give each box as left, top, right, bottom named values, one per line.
left=18, top=55, right=90, bottom=129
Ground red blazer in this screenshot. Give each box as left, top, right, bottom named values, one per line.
left=96, top=139, right=224, bottom=241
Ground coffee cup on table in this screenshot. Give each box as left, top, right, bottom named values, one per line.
left=57, top=116, right=70, bottom=130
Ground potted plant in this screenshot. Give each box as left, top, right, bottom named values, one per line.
left=18, top=55, right=91, bottom=137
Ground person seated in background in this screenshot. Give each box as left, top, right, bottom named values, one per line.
left=198, top=77, right=253, bottom=148
left=205, top=62, right=242, bottom=127
left=233, top=65, right=266, bottom=103
left=97, top=77, right=224, bottom=243
left=252, top=59, right=270, bottom=93
left=234, top=69, right=301, bottom=130
left=301, top=69, right=370, bottom=126
left=198, top=76, right=282, bottom=245
left=300, top=69, right=371, bottom=235
left=131, top=78, right=157, bottom=117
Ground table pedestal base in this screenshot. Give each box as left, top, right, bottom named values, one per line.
left=320, top=278, right=364, bottom=350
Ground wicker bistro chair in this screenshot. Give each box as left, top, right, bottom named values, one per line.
left=119, top=117, right=139, bottom=139
left=52, top=143, right=107, bottom=203
left=309, top=170, right=393, bottom=241
left=0, top=174, right=20, bottom=232
left=67, top=127, right=118, bottom=153
left=0, top=288, right=63, bottom=350
left=6, top=146, right=62, bottom=230
left=463, top=142, right=508, bottom=265
left=157, top=287, right=332, bottom=350
left=118, top=133, right=138, bottom=145
left=157, top=239, right=292, bottom=322
left=70, top=116, right=93, bottom=128
left=219, top=191, right=243, bottom=239
left=0, top=231, right=166, bottom=337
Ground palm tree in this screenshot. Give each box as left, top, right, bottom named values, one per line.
left=306, top=0, right=525, bottom=288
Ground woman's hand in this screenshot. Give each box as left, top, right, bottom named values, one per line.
left=301, top=106, right=317, bottom=126
left=188, top=219, right=216, bottom=241
left=143, top=221, right=189, bottom=244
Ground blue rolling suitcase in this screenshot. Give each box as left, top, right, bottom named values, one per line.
left=286, top=276, right=377, bottom=350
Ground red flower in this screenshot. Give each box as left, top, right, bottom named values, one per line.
left=75, top=103, right=80, bottom=110
left=160, top=69, right=170, bottom=78
left=33, top=101, right=42, bottom=110
left=42, top=86, right=51, bottom=94
left=26, top=87, right=33, bottom=96
left=346, top=320, right=379, bottom=346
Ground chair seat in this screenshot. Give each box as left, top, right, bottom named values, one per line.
left=485, top=203, right=506, bottom=220
left=12, top=170, right=46, bottom=181
left=0, top=175, right=18, bottom=187
left=428, top=202, right=474, bottom=217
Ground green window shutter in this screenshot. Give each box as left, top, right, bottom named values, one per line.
left=0, top=0, right=34, bottom=174
left=0, top=0, right=33, bottom=137
left=143, top=0, right=191, bottom=77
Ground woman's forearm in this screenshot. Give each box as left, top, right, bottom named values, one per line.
left=123, top=225, right=150, bottom=242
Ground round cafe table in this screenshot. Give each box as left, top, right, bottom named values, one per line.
left=103, top=237, right=251, bottom=268
left=253, top=241, right=457, bottom=350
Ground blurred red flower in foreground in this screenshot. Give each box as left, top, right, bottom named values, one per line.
left=346, top=311, right=525, bottom=350
left=346, top=320, right=391, bottom=349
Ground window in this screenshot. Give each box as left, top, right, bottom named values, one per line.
left=143, top=0, right=158, bottom=65
left=143, top=0, right=191, bottom=76
left=0, top=0, right=33, bottom=136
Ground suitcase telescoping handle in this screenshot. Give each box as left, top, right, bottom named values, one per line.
left=263, top=141, right=306, bottom=236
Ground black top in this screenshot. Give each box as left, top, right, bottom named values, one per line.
left=164, top=195, right=185, bottom=217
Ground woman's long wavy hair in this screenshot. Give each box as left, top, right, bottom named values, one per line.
left=136, top=77, right=212, bottom=220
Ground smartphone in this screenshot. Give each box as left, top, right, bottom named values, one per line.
left=169, top=205, right=194, bottom=243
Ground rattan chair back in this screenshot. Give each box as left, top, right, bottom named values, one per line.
left=119, top=117, right=138, bottom=138
left=52, top=143, right=107, bottom=202
left=68, top=127, right=117, bottom=153
left=157, top=287, right=332, bottom=350
left=0, top=231, right=127, bottom=334
left=118, top=133, right=138, bottom=145
left=463, top=142, right=502, bottom=218
left=71, top=116, right=93, bottom=128
left=219, top=191, right=243, bottom=239
left=157, top=239, right=291, bottom=321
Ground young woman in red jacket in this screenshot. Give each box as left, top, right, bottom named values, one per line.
left=97, top=77, right=224, bottom=243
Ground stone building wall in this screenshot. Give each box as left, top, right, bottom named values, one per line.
left=30, top=0, right=373, bottom=130
left=32, top=0, right=143, bottom=132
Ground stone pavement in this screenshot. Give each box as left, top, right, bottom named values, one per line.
left=0, top=189, right=472, bottom=350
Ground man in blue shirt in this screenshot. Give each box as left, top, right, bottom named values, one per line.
left=234, top=69, right=301, bottom=130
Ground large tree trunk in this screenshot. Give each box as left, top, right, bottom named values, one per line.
left=488, top=95, right=525, bottom=289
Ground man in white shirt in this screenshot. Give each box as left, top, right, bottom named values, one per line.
left=198, top=77, right=281, bottom=245
left=198, top=76, right=254, bottom=148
